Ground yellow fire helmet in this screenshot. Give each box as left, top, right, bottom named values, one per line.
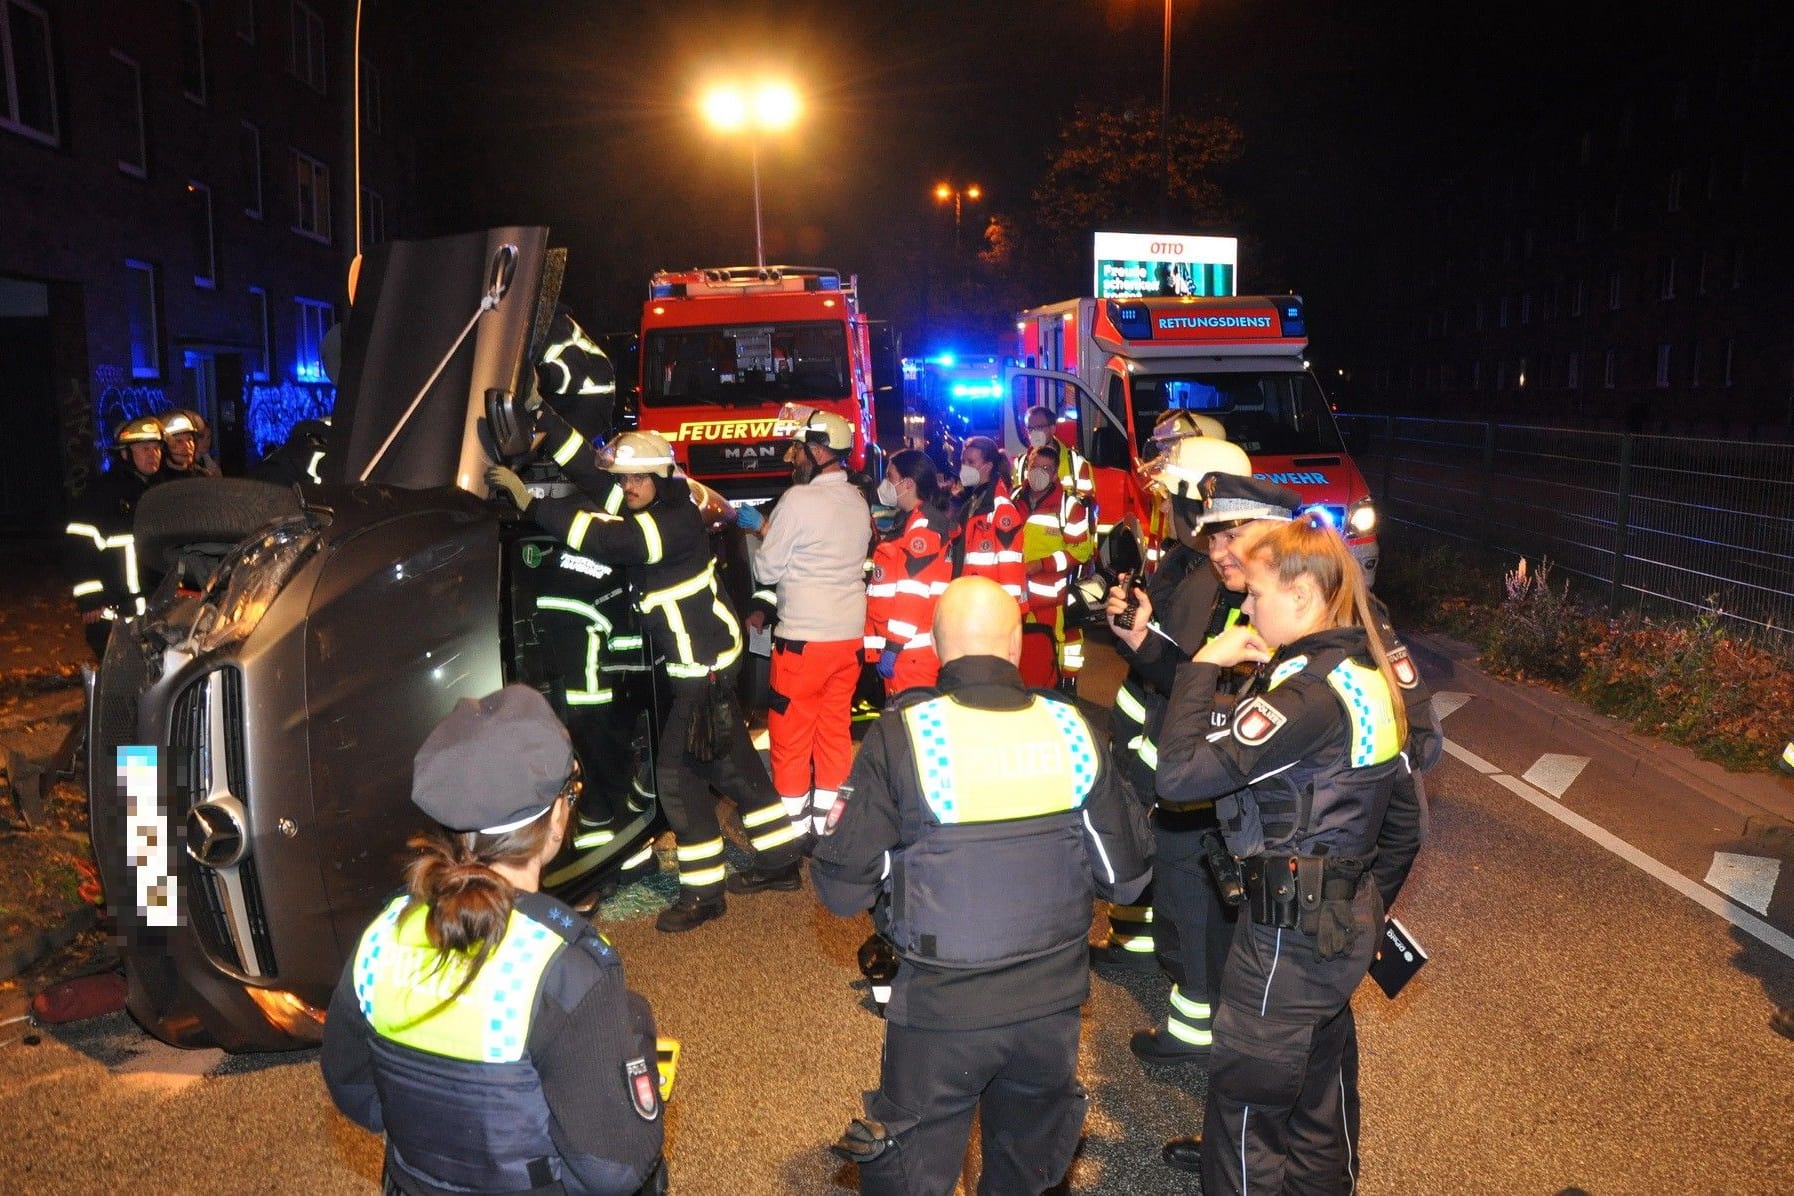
left=115, top=415, right=165, bottom=445
left=595, top=430, right=677, bottom=477
left=771, top=402, right=854, bottom=452
left=1146, top=433, right=1253, bottom=504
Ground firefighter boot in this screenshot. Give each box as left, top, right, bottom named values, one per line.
left=655, top=890, right=726, bottom=933
left=725, top=859, right=803, bottom=894
left=1161, top=1135, right=1204, bottom=1173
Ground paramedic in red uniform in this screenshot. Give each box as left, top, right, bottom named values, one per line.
left=951, top=436, right=1026, bottom=612
left=866, top=450, right=954, bottom=698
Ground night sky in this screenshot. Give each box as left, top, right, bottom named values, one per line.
left=407, top=0, right=1728, bottom=357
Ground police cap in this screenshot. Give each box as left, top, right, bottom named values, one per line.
left=412, top=685, right=575, bottom=834
left=1195, top=473, right=1303, bottom=527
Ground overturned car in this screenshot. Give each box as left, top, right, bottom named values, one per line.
left=88, top=228, right=681, bottom=1052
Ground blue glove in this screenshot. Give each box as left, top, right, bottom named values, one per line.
left=734, top=504, right=765, bottom=533
left=877, top=649, right=899, bottom=680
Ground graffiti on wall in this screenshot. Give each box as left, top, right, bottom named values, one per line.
left=246, top=382, right=336, bottom=460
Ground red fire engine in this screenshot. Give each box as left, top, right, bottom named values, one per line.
left=1006, top=294, right=1379, bottom=583
left=636, top=266, right=876, bottom=498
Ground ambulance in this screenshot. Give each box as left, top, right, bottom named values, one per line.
left=637, top=265, right=877, bottom=498
left=1006, top=294, right=1379, bottom=584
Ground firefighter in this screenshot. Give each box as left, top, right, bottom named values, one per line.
left=1139, top=408, right=1224, bottom=567
left=156, top=409, right=215, bottom=479
left=1014, top=404, right=1095, bottom=507
left=951, top=435, right=1026, bottom=611
left=64, top=416, right=164, bottom=658
left=486, top=432, right=804, bottom=933
left=866, top=449, right=953, bottom=698
left=1014, top=439, right=1093, bottom=691
left=749, top=403, right=872, bottom=840
left=812, top=577, right=1153, bottom=1196
left=1154, top=515, right=1415, bottom=1195
left=321, top=685, right=668, bottom=1196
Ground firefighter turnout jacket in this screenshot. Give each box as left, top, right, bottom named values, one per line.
left=534, top=469, right=741, bottom=680
left=865, top=505, right=953, bottom=693
left=811, top=655, right=1153, bottom=1030
left=322, top=890, right=664, bottom=1196
left=63, top=464, right=158, bottom=621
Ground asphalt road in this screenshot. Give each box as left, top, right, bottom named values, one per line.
left=5, top=638, right=1794, bottom=1194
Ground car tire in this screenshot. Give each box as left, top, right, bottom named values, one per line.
left=134, top=477, right=305, bottom=572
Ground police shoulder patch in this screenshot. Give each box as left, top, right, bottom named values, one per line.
left=1233, top=697, right=1289, bottom=746
left=1387, top=644, right=1419, bottom=689
left=626, top=1057, right=660, bottom=1120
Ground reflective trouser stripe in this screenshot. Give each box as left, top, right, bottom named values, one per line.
left=747, top=820, right=801, bottom=853
left=552, top=430, right=583, bottom=467
left=780, top=792, right=812, bottom=822
left=1131, top=735, right=1159, bottom=769
left=1108, top=902, right=1155, bottom=951
left=675, top=837, right=725, bottom=888
left=1166, top=985, right=1214, bottom=1046
left=72, top=579, right=104, bottom=598
left=572, top=827, right=615, bottom=850
left=1114, top=684, right=1148, bottom=724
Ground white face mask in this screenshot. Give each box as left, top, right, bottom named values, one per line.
left=1027, top=467, right=1053, bottom=493
left=959, top=463, right=983, bottom=488
left=1028, top=428, right=1051, bottom=449
left=877, top=478, right=899, bottom=507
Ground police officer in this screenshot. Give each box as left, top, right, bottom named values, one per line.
left=321, top=685, right=667, bottom=1195
left=64, top=416, right=164, bottom=658
left=813, top=577, right=1153, bottom=1196
left=1155, top=514, right=1417, bottom=1194
left=487, top=432, right=804, bottom=932
left=748, top=404, right=872, bottom=841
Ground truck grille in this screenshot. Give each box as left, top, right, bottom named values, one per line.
left=687, top=442, right=789, bottom=475
left=171, top=669, right=276, bottom=977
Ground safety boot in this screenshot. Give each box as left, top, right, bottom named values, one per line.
left=655, top=890, right=726, bottom=933
left=1089, top=942, right=1159, bottom=973
left=1161, top=1135, right=1204, bottom=1173
left=725, top=859, right=803, bottom=894
left=1129, top=1026, right=1211, bottom=1065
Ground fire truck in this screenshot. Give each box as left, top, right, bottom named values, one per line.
left=636, top=265, right=877, bottom=498
left=1005, top=294, right=1379, bottom=583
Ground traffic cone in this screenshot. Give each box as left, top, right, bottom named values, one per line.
left=30, top=971, right=127, bottom=1024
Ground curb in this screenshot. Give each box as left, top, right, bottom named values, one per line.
left=1407, top=630, right=1794, bottom=846
left=0, top=903, right=99, bottom=983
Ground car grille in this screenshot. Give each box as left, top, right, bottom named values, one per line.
left=686, top=442, right=789, bottom=474
left=172, top=669, right=276, bottom=977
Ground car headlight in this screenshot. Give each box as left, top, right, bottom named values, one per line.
left=192, top=516, right=324, bottom=651
left=1347, top=499, right=1377, bottom=535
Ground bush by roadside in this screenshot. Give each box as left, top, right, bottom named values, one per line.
left=1376, top=527, right=1794, bottom=772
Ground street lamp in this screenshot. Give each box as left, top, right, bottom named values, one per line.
left=699, top=80, right=802, bottom=270
left=933, top=181, right=983, bottom=249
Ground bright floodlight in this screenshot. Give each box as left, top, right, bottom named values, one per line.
left=752, top=81, right=801, bottom=130
left=934, top=183, right=952, bottom=201
left=700, top=85, right=748, bottom=132
left=966, top=184, right=982, bottom=201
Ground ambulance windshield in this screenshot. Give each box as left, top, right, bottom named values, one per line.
left=642, top=321, right=850, bottom=407
left=1130, top=371, right=1345, bottom=456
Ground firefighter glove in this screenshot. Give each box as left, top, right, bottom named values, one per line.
left=733, top=503, right=765, bottom=533
left=877, top=649, right=899, bottom=680
left=485, top=465, right=532, bottom=511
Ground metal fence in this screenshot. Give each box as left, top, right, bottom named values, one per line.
left=1336, top=414, right=1794, bottom=649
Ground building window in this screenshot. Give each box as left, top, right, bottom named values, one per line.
left=1, top=0, right=59, bottom=145
left=1607, top=269, right=1622, bottom=310
left=125, top=260, right=161, bottom=379
left=1571, top=278, right=1585, bottom=317
left=360, top=186, right=386, bottom=245
left=240, top=121, right=262, bottom=218
left=1655, top=344, right=1671, bottom=388
left=291, top=148, right=331, bottom=242
left=178, top=0, right=206, bottom=104
left=1659, top=256, right=1676, bottom=300
left=1566, top=351, right=1580, bottom=390
left=187, top=182, right=215, bottom=287
left=248, top=287, right=271, bottom=380
left=294, top=296, right=334, bottom=382
left=236, top=0, right=255, bottom=43
left=110, top=50, right=146, bottom=176
left=1723, top=339, right=1735, bottom=387
left=1520, top=292, right=1532, bottom=325
left=360, top=57, right=382, bottom=132
left=1666, top=170, right=1682, bottom=213
left=290, top=0, right=326, bottom=94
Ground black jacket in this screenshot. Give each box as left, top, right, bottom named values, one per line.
left=811, top=655, right=1153, bottom=1030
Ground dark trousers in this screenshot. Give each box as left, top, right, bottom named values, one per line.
left=659, top=665, right=800, bottom=896
left=1201, top=884, right=1379, bottom=1196
left=858, top=1009, right=1087, bottom=1196
left=1152, top=807, right=1238, bottom=1044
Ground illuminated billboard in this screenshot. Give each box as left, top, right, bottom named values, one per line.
left=1093, top=231, right=1238, bottom=299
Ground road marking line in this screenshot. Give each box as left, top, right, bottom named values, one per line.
left=1521, top=753, right=1590, bottom=798
left=1705, top=852, right=1782, bottom=916
left=1444, top=739, right=1794, bottom=963
left=1431, top=692, right=1473, bottom=722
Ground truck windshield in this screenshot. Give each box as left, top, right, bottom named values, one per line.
left=642, top=321, right=849, bottom=407
left=1131, top=371, right=1345, bottom=455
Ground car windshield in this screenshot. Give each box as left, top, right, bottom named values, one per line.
left=642, top=320, right=850, bottom=407
left=1130, top=371, right=1345, bottom=455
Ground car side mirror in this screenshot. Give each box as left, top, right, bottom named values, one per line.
left=485, top=244, right=518, bottom=308
left=1091, top=425, right=1130, bottom=470
left=485, top=388, right=533, bottom=460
